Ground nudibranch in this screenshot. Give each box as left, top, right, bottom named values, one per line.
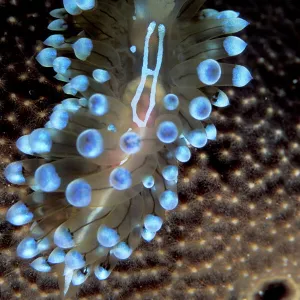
left=4, top=0, right=252, bottom=298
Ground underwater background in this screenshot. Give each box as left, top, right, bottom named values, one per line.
left=0, top=0, right=299, bottom=299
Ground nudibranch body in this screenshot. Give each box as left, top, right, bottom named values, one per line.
left=4, top=0, right=252, bottom=298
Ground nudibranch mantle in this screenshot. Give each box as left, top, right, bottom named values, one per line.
left=4, top=0, right=252, bottom=298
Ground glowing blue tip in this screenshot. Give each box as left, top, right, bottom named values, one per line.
left=66, top=178, right=91, bottom=207
left=212, top=90, right=230, bottom=107
left=54, top=226, right=75, bottom=249
left=62, top=98, right=81, bottom=112
left=163, top=94, right=179, bottom=111
left=156, top=121, right=178, bottom=144
left=97, top=225, right=120, bottom=248
left=76, top=129, right=104, bottom=158
left=50, top=8, right=68, bottom=19
left=144, top=214, right=163, bottom=232
left=232, top=65, right=253, bottom=87
left=72, top=38, right=93, bottom=60
left=17, top=237, right=39, bottom=259
left=223, top=36, right=247, bottom=56
left=189, top=96, right=212, bottom=120
left=34, top=164, right=61, bottom=192
left=76, top=0, right=95, bottom=10
left=47, top=19, right=68, bottom=31
left=197, top=59, right=221, bottom=86
left=48, top=247, right=66, bottom=264
left=49, top=109, right=69, bottom=130
left=16, top=135, right=33, bottom=155
left=63, top=83, right=77, bottom=96
left=109, top=167, right=132, bottom=190
left=70, top=75, right=89, bottom=92
left=29, top=128, right=52, bottom=154
left=141, top=228, right=156, bottom=242
left=159, top=190, right=178, bottom=210
left=6, top=201, right=33, bottom=226
left=111, top=242, right=132, bottom=260
left=119, top=132, right=141, bottom=154
left=72, top=268, right=90, bottom=285
left=37, top=237, right=51, bottom=253
left=65, top=249, right=85, bottom=270
left=162, top=165, right=178, bottom=181
left=30, top=257, right=51, bottom=273
left=92, top=69, right=110, bottom=83
left=88, top=94, right=109, bottom=116
left=142, top=175, right=155, bottom=188
left=222, top=18, right=249, bottom=34
left=205, top=124, right=217, bottom=140
left=94, top=266, right=110, bottom=280
left=63, top=0, right=82, bottom=15
left=175, top=146, right=191, bottom=163
left=4, top=161, right=25, bottom=185
left=53, top=57, right=71, bottom=75
left=187, top=129, right=208, bottom=148
left=36, top=48, right=57, bottom=67
left=216, top=10, right=240, bottom=19
left=43, top=34, right=65, bottom=48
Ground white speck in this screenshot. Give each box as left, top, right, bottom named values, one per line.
left=130, top=45, right=136, bottom=53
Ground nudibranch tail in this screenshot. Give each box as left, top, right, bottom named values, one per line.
left=4, top=0, right=252, bottom=298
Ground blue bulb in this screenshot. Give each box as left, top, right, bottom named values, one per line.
left=97, top=225, right=120, bottom=248
left=62, top=98, right=81, bottom=112
left=109, top=167, right=132, bottom=190
left=50, top=8, right=68, bottom=19
left=88, top=94, right=109, bottom=116
left=156, top=121, right=178, bottom=144
left=16, top=135, right=33, bottom=155
left=48, top=19, right=68, bottom=31
left=4, top=162, right=25, bottom=184
left=197, top=59, right=221, bottom=85
left=63, top=83, right=78, bottom=96
left=79, top=97, right=88, bottom=107
left=29, top=128, right=52, bottom=154
left=144, top=214, right=163, bottom=232
left=142, top=175, right=155, bottom=188
left=65, top=249, right=86, bottom=270
left=232, top=65, right=252, bottom=87
left=222, top=18, right=249, bottom=34
left=141, top=228, right=156, bottom=242
left=30, top=257, right=51, bottom=273
left=72, top=38, right=93, bottom=60
left=163, top=94, right=179, bottom=111
left=53, top=57, right=71, bottom=75
left=223, top=36, right=247, bottom=57
left=205, top=124, right=217, bottom=140
left=34, top=164, right=61, bottom=192
left=111, top=242, right=132, bottom=260
left=119, top=132, right=141, bottom=154
left=49, top=109, right=69, bottom=130
left=216, top=10, right=240, bottom=19
left=66, top=179, right=91, bottom=207
left=175, top=146, right=191, bottom=163
left=159, top=190, right=178, bottom=210
left=94, top=265, right=110, bottom=280
left=37, top=237, right=51, bottom=253
left=162, top=165, right=178, bottom=181
left=6, top=201, right=33, bottom=226
left=70, top=75, right=89, bottom=92
left=48, top=247, right=66, bottom=264
left=187, top=129, right=208, bottom=148
left=36, top=48, right=57, bottom=67
left=17, top=237, right=39, bottom=259
left=212, top=90, right=230, bottom=107
left=43, top=34, right=65, bottom=47
left=63, top=0, right=82, bottom=15
left=54, top=226, right=75, bottom=249
left=76, top=0, right=95, bottom=10
left=76, top=129, right=104, bottom=158
left=72, top=268, right=90, bottom=285
left=189, top=96, right=212, bottom=120
left=92, top=69, right=110, bottom=83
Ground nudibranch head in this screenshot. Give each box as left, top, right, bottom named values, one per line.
left=4, top=0, right=252, bottom=297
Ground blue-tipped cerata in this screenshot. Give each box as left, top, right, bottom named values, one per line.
left=109, top=167, right=132, bottom=190
left=88, top=94, right=109, bottom=116
left=36, top=48, right=57, bottom=67
left=159, top=190, right=179, bottom=210
left=76, top=129, right=104, bottom=158
left=144, top=214, right=163, bottom=232
left=6, top=201, right=33, bottom=226
left=189, top=96, right=212, bottom=120
left=97, top=225, right=120, bottom=248
left=66, top=179, right=91, bottom=207
left=72, top=38, right=93, bottom=60
left=34, top=164, right=61, bottom=192
left=4, top=162, right=25, bottom=185
left=197, top=59, right=221, bottom=85
left=156, top=121, right=178, bottom=144
left=119, top=132, right=141, bottom=154
left=111, top=242, right=132, bottom=260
